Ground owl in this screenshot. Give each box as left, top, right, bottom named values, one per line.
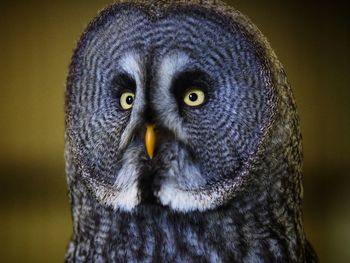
left=64, top=0, right=317, bottom=262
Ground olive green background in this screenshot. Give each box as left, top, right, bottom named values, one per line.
left=1, top=1, right=349, bottom=262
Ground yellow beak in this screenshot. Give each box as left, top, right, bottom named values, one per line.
left=145, top=124, right=156, bottom=159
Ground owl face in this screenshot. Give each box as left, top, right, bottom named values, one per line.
left=66, top=3, right=273, bottom=212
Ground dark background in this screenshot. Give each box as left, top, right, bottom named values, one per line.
left=0, top=1, right=349, bottom=262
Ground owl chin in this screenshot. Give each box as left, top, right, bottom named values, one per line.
left=151, top=142, right=216, bottom=212
left=85, top=136, right=240, bottom=213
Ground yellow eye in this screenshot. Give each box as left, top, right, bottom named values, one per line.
left=183, top=88, right=205, bottom=107
left=120, top=91, right=135, bottom=110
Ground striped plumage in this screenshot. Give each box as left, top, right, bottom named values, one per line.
left=65, top=0, right=317, bottom=262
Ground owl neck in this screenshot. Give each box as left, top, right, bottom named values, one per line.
left=66, top=179, right=307, bottom=262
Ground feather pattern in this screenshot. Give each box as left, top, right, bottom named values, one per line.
left=65, top=1, right=317, bottom=262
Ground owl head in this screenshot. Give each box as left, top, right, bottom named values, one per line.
left=65, top=0, right=302, bottom=215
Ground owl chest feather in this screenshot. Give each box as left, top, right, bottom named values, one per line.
left=66, top=199, right=307, bottom=263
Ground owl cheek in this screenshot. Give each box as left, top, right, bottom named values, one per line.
left=85, top=144, right=146, bottom=212
left=94, top=182, right=140, bottom=212
left=153, top=144, right=213, bottom=211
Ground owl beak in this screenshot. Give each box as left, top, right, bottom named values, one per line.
left=145, top=124, right=156, bottom=159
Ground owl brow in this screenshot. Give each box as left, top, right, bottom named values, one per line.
left=171, top=70, right=212, bottom=98
left=111, top=72, right=137, bottom=94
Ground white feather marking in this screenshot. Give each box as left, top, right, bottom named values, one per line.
left=94, top=147, right=142, bottom=211
left=157, top=164, right=243, bottom=212
left=109, top=183, right=139, bottom=211
left=155, top=53, right=189, bottom=142
left=157, top=183, right=216, bottom=212
left=118, top=52, right=145, bottom=150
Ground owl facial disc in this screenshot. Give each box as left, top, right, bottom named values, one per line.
left=66, top=4, right=275, bottom=213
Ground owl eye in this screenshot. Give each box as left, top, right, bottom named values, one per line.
left=183, top=89, right=205, bottom=107
left=120, top=91, right=135, bottom=110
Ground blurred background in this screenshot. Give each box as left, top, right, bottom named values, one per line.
left=0, top=0, right=349, bottom=262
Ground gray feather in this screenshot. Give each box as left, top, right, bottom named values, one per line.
left=65, top=1, right=317, bottom=262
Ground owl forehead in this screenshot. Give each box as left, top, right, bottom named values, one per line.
left=81, top=5, right=259, bottom=74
